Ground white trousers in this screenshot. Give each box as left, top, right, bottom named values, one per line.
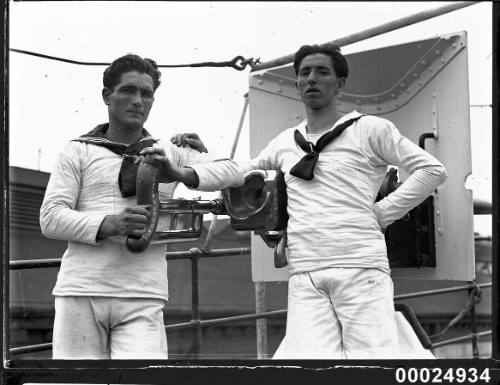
left=273, top=267, right=400, bottom=359
left=53, top=296, right=168, bottom=359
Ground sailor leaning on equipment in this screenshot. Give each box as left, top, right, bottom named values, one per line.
left=141, top=44, right=447, bottom=359
left=40, top=54, right=212, bottom=359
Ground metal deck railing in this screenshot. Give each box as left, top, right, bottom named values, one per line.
left=7, top=247, right=492, bottom=359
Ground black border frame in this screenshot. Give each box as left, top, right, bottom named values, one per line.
left=1, top=1, right=499, bottom=384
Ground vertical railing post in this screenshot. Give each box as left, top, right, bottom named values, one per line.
left=190, top=248, right=202, bottom=359
left=202, top=93, right=249, bottom=251
left=469, top=284, right=479, bottom=358
left=255, top=281, right=268, bottom=358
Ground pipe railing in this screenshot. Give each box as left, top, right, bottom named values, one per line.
left=395, top=282, right=492, bottom=300
left=8, top=247, right=492, bottom=358
left=252, top=1, right=478, bottom=72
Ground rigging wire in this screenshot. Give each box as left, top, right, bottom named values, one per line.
left=9, top=48, right=260, bottom=71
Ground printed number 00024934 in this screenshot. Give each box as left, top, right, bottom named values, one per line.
left=395, top=367, right=491, bottom=383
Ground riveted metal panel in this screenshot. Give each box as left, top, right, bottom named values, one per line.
left=249, top=31, right=473, bottom=282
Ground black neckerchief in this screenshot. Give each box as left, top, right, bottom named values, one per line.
left=290, top=115, right=364, bottom=180
left=72, top=123, right=158, bottom=197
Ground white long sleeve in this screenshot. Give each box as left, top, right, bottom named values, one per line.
left=190, top=131, right=283, bottom=191
left=368, top=117, right=447, bottom=230
left=41, top=137, right=221, bottom=300
left=40, top=142, right=107, bottom=245
left=189, top=159, right=245, bottom=191
left=185, top=111, right=448, bottom=274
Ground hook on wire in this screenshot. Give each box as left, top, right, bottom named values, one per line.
left=229, top=56, right=261, bottom=71
left=10, top=48, right=261, bottom=71
left=182, top=55, right=260, bottom=71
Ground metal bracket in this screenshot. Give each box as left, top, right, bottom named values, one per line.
left=419, top=92, right=440, bottom=149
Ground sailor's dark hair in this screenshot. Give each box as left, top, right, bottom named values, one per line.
left=293, top=43, right=349, bottom=79
left=103, top=54, right=161, bottom=91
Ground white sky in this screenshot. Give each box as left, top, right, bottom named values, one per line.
left=8, top=1, right=493, bottom=233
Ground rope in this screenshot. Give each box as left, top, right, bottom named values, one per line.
left=9, top=48, right=260, bottom=71
left=429, top=285, right=482, bottom=340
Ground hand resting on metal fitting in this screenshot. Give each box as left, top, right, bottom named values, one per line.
left=169, top=132, right=208, bottom=153
left=137, top=146, right=200, bottom=187
left=97, top=205, right=152, bottom=240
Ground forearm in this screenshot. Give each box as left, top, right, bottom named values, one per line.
left=373, top=165, right=447, bottom=229
left=370, top=119, right=448, bottom=229
left=157, top=162, right=200, bottom=187
left=40, top=202, right=106, bottom=244
left=188, top=160, right=246, bottom=191
left=164, top=134, right=279, bottom=191
left=186, top=143, right=279, bottom=192
left=175, top=166, right=200, bottom=188
left=96, top=215, right=118, bottom=240
left=40, top=151, right=107, bottom=245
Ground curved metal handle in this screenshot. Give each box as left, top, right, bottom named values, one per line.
left=126, top=159, right=160, bottom=254
left=222, top=189, right=272, bottom=221
left=394, top=303, right=432, bottom=349
left=418, top=132, right=436, bottom=150
left=273, top=232, right=288, bottom=268
left=221, top=171, right=271, bottom=220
